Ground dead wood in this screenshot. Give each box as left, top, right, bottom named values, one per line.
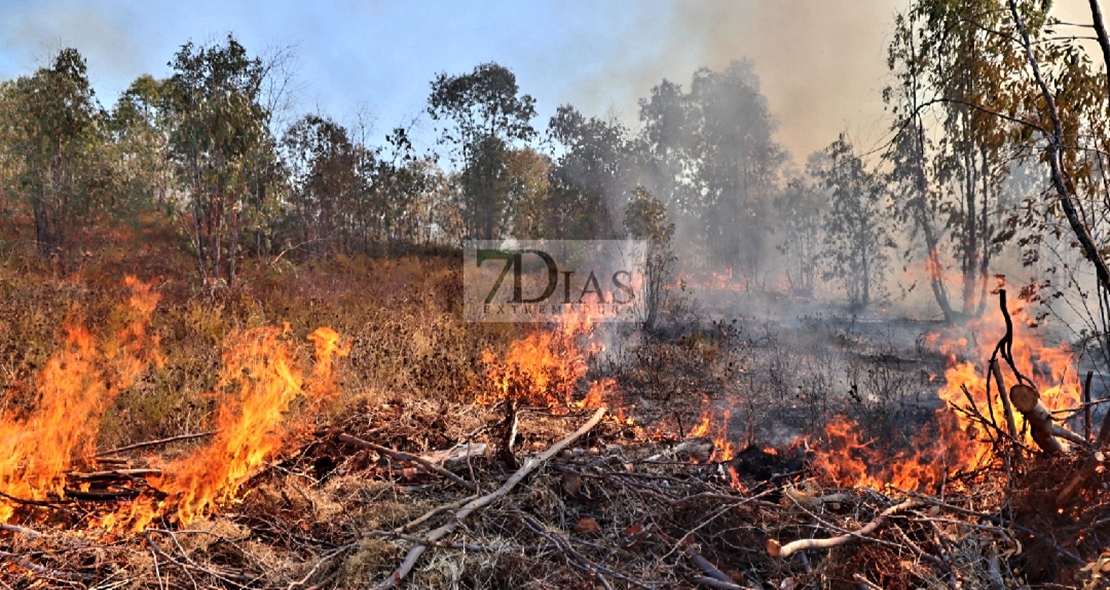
left=417, top=443, right=488, bottom=472
left=1011, top=384, right=1085, bottom=453
left=0, top=523, right=40, bottom=537
left=370, top=406, right=607, bottom=590
left=95, top=431, right=215, bottom=458
left=990, top=359, right=1020, bottom=446
left=67, top=468, right=162, bottom=480
left=338, top=433, right=479, bottom=492
left=1085, top=370, right=1095, bottom=440
left=645, top=437, right=714, bottom=463
left=692, top=575, right=748, bottom=589
left=767, top=499, right=923, bottom=559
left=1057, top=401, right=1110, bottom=506
left=688, top=549, right=745, bottom=588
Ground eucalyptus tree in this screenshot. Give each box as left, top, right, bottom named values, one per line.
left=161, top=35, right=280, bottom=287
left=885, top=0, right=1028, bottom=320
left=811, top=136, right=893, bottom=309
left=638, top=60, right=785, bottom=285
left=428, top=62, right=536, bottom=240
left=545, top=105, right=631, bottom=240
left=2, top=48, right=110, bottom=259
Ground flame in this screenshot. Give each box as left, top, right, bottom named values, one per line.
left=129, top=324, right=346, bottom=528
left=480, top=311, right=613, bottom=409
left=0, top=277, right=161, bottom=523
left=814, top=281, right=1081, bottom=492
left=0, top=275, right=347, bottom=530
left=306, top=326, right=350, bottom=401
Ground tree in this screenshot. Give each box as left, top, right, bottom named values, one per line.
left=546, top=105, right=630, bottom=239
left=885, top=0, right=1026, bottom=320
left=107, top=74, right=175, bottom=222
left=775, top=176, right=824, bottom=296
left=2, top=48, right=110, bottom=259
left=637, top=61, right=786, bottom=285
left=162, top=35, right=278, bottom=288
left=504, top=147, right=552, bottom=239
left=624, top=186, right=675, bottom=330
left=811, top=136, right=893, bottom=309
left=428, top=62, right=537, bottom=240
left=282, top=114, right=362, bottom=256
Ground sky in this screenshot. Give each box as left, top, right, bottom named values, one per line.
left=0, top=0, right=1097, bottom=164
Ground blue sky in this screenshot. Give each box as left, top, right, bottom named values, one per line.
left=0, top=0, right=1096, bottom=163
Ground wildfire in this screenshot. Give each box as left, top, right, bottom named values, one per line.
left=0, top=278, right=348, bottom=530
left=0, top=277, right=161, bottom=523
left=813, top=283, right=1082, bottom=492
left=480, top=311, right=613, bottom=409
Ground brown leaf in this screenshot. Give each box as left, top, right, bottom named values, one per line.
left=573, top=517, right=600, bottom=536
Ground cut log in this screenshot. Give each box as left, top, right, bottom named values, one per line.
left=1010, top=384, right=1079, bottom=454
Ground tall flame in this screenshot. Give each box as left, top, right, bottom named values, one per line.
left=814, top=282, right=1081, bottom=491
left=132, top=324, right=348, bottom=527
left=0, top=277, right=161, bottom=523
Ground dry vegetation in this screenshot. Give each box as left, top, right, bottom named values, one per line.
left=0, top=226, right=1109, bottom=590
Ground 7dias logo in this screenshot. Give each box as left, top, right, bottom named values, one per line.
left=463, top=240, right=647, bottom=323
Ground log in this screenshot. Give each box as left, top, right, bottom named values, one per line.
left=399, top=444, right=489, bottom=482
left=767, top=499, right=923, bottom=558
left=1010, top=384, right=1084, bottom=453
left=417, top=444, right=488, bottom=472
left=370, top=406, right=608, bottom=590
left=645, top=437, right=714, bottom=463
left=67, top=468, right=163, bottom=481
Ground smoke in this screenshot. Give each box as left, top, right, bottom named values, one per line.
left=0, top=1, right=152, bottom=98
left=565, top=0, right=903, bottom=162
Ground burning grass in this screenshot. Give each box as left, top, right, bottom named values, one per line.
left=0, top=254, right=1109, bottom=588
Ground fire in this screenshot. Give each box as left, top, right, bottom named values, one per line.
left=0, top=277, right=348, bottom=530
left=480, top=311, right=613, bottom=409
left=0, top=277, right=161, bottom=523
left=131, top=324, right=348, bottom=528
left=814, top=282, right=1082, bottom=492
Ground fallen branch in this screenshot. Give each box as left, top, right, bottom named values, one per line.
left=95, top=431, right=215, bottom=458
left=688, top=549, right=745, bottom=589
left=68, top=468, right=163, bottom=480
left=693, top=576, right=747, bottom=590
left=371, top=406, right=607, bottom=590
left=338, top=434, right=479, bottom=492
left=767, top=499, right=923, bottom=559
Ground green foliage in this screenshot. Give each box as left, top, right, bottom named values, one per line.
left=1, top=48, right=112, bottom=259
left=545, top=105, right=631, bottom=240
left=810, top=135, right=892, bottom=308
left=624, top=186, right=676, bottom=329
left=428, top=62, right=537, bottom=240
left=161, top=35, right=280, bottom=287
left=774, top=176, right=824, bottom=296
left=638, top=60, right=786, bottom=281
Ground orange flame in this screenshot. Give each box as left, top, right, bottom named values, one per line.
left=480, top=312, right=613, bottom=409
left=814, top=281, right=1081, bottom=491
left=0, top=277, right=161, bottom=523
left=128, top=324, right=347, bottom=528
